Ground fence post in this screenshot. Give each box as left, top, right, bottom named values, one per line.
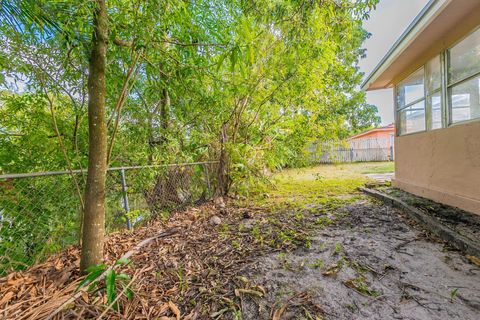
left=120, top=169, right=132, bottom=230
left=390, top=135, right=395, bottom=161
left=202, top=163, right=212, bottom=198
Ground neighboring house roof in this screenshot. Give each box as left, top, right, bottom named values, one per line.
left=347, top=124, right=394, bottom=141
left=362, top=0, right=480, bottom=91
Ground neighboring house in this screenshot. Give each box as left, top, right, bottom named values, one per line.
left=314, top=125, right=395, bottom=163
left=362, top=0, right=480, bottom=215
left=347, top=124, right=395, bottom=150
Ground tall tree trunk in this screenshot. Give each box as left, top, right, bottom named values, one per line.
left=80, top=0, right=108, bottom=272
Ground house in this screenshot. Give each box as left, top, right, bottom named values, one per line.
left=362, top=0, right=480, bottom=215
left=347, top=123, right=395, bottom=151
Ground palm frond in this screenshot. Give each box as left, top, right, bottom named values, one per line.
left=0, top=0, right=62, bottom=35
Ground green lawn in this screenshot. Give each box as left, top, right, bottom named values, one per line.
left=360, top=162, right=395, bottom=174
left=253, top=162, right=394, bottom=210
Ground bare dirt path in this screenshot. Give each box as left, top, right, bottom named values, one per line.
left=241, top=198, right=480, bottom=319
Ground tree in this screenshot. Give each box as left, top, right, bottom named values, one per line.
left=1, top=0, right=381, bottom=273
left=80, top=0, right=108, bottom=271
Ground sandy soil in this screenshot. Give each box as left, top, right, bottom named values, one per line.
left=242, top=199, right=480, bottom=320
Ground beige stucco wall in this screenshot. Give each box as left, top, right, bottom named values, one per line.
left=392, top=121, right=480, bottom=215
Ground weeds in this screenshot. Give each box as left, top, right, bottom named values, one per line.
left=315, top=216, right=333, bottom=227
left=76, top=258, right=133, bottom=310
left=450, top=288, right=459, bottom=302
left=344, top=276, right=380, bottom=297
left=308, top=258, right=324, bottom=269
left=333, top=243, right=344, bottom=255
left=278, top=253, right=293, bottom=270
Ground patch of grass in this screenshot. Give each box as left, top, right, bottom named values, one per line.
left=361, top=162, right=395, bottom=174
left=308, top=258, right=324, bottom=269
left=252, top=163, right=380, bottom=210
left=333, top=242, right=344, bottom=256
left=315, top=216, right=333, bottom=227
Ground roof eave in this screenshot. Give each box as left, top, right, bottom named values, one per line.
left=361, top=0, right=450, bottom=91
left=347, top=127, right=394, bottom=140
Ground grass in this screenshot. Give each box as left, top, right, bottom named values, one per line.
left=252, top=162, right=394, bottom=210
left=360, top=162, right=395, bottom=174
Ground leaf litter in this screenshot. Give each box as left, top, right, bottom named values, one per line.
left=0, top=198, right=325, bottom=319
left=1, top=194, right=480, bottom=319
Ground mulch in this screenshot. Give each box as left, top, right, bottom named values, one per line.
left=0, top=199, right=315, bottom=319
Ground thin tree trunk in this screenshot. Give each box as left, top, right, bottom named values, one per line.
left=80, top=0, right=108, bottom=272
left=217, top=123, right=229, bottom=196
left=160, top=88, right=170, bottom=132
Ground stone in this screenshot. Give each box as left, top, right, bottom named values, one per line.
left=210, top=215, right=222, bottom=225
left=243, top=211, right=253, bottom=219
left=214, top=197, right=226, bottom=209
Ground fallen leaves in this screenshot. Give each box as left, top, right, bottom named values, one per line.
left=271, top=292, right=324, bottom=320
left=322, top=263, right=340, bottom=276
left=168, top=301, right=181, bottom=320
left=235, top=288, right=264, bottom=298
left=0, top=199, right=327, bottom=319
left=0, top=291, right=14, bottom=305
left=466, top=255, right=480, bottom=267
left=271, top=302, right=288, bottom=320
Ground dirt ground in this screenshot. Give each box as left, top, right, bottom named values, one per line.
left=1, top=162, right=479, bottom=319
left=241, top=198, right=480, bottom=320
left=380, top=187, right=480, bottom=248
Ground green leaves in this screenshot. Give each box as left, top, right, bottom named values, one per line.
left=105, top=269, right=117, bottom=307
left=230, top=46, right=238, bottom=73
left=0, top=0, right=381, bottom=240
left=76, top=264, right=107, bottom=291
left=75, top=258, right=132, bottom=311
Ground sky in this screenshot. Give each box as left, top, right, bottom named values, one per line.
left=359, top=0, right=430, bottom=125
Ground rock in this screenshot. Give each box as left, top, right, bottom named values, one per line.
left=243, top=211, right=253, bottom=219
left=242, top=220, right=255, bottom=230
left=210, top=215, right=222, bottom=225
left=214, top=197, right=226, bottom=209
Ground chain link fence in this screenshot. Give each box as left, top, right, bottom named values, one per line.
left=0, top=161, right=218, bottom=275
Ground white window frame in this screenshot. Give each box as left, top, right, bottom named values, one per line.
left=446, top=26, right=480, bottom=126
left=395, top=67, right=427, bottom=136
left=395, top=26, right=480, bottom=136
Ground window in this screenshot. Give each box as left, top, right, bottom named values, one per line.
left=426, top=56, right=442, bottom=129
left=397, top=68, right=424, bottom=106
left=426, top=55, right=441, bottom=93
left=429, top=92, right=442, bottom=129
left=394, top=27, right=480, bottom=135
left=450, top=76, right=480, bottom=122
left=396, top=67, right=426, bottom=135
left=448, top=28, right=480, bottom=124
left=398, top=101, right=426, bottom=134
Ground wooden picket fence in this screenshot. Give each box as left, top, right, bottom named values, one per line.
left=308, top=136, right=394, bottom=163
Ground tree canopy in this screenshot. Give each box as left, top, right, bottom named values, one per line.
left=1, top=0, right=380, bottom=269
left=1, top=0, right=379, bottom=178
